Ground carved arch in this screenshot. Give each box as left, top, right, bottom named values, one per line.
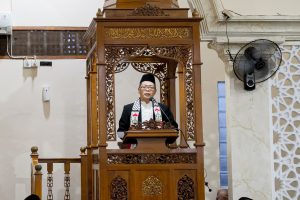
left=105, top=46, right=195, bottom=141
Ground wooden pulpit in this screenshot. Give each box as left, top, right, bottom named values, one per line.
left=84, top=0, right=205, bottom=199
left=105, top=129, right=199, bottom=200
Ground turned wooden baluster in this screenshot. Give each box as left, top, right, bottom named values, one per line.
left=47, top=163, right=54, bottom=200
left=30, top=146, right=42, bottom=199
left=64, top=161, right=71, bottom=200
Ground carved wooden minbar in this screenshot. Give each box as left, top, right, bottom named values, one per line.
left=84, top=1, right=204, bottom=199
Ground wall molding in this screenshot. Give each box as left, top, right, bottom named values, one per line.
left=193, top=0, right=300, bottom=43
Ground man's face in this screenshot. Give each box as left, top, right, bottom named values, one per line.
left=138, top=81, right=156, bottom=102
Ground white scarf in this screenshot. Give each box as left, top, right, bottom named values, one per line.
left=130, top=98, right=162, bottom=127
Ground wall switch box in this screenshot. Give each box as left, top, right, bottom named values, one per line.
left=42, top=86, right=50, bottom=102
left=0, top=12, right=12, bottom=35
left=23, top=58, right=31, bottom=68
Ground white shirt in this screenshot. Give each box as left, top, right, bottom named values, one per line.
left=141, top=101, right=153, bottom=122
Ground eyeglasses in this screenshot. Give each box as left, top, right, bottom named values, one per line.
left=140, top=85, right=156, bottom=90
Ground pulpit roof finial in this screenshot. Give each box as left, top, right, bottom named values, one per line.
left=104, top=0, right=179, bottom=9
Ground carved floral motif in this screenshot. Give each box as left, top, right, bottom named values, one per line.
left=107, top=153, right=196, bottom=164
left=110, top=176, right=128, bottom=200
left=178, top=175, right=195, bottom=200
left=128, top=4, right=169, bottom=16
left=142, top=176, right=163, bottom=196
left=129, top=119, right=175, bottom=130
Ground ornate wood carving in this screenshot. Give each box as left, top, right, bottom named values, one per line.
left=178, top=175, right=195, bottom=200
left=114, top=62, right=130, bottom=73
left=129, top=119, right=175, bottom=130
left=107, top=153, right=196, bottom=164
left=110, top=176, right=128, bottom=200
left=64, top=174, right=71, bottom=200
left=128, top=4, right=169, bottom=16
left=105, top=27, right=192, bottom=40
left=142, top=176, right=163, bottom=196
left=106, top=64, right=115, bottom=141
left=185, top=61, right=195, bottom=140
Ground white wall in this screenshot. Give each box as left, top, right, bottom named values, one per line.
left=0, top=59, right=87, bottom=199
left=201, top=42, right=226, bottom=199
left=11, top=0, right=102, bottom=27
left=222, top=0, right=300, bottom=15
left=0, top=0, right=102, bottom=199
left=211, top=1, right=300, bottom=199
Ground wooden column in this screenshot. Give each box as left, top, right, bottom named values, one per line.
left=167, top=59, right=178, bottom=118
left=80, top=147, right=88, bottom=200
left=86, top=53, right=98, bottom=200
left=192, top=17, right=205, bottom=199
left=178, top=64, right=188, bottom=148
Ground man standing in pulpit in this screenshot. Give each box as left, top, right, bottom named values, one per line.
left=117, top=73, right=178, bottom=135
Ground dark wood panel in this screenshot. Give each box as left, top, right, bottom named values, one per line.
left=0, top=28, right=88, bottom=57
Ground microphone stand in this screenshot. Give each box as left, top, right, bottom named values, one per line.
left=150, top=97, right=189, bottom=148
left=178, top=129, right=189, bottom=148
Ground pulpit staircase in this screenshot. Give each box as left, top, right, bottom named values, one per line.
left=30, top=146, right=89, bottom=200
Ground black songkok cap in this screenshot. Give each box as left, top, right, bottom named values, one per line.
left=140, top=73, right=155, bottom=85
left=24, top=194, right=41, bottom=200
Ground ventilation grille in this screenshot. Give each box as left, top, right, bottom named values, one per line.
left=0, top=29, right=88, bottom=57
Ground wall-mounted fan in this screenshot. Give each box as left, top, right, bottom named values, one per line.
left=233, top=39, right=282, bottom=90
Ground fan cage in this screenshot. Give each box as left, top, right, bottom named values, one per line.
left=233, top=39, right=282, bottom=83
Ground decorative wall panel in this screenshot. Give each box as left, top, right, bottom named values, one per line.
left=142, top=176, right=162, bottom=196
left=105, top=27, right=192, bottom=40
left=271, top=45, right=300, bottom=200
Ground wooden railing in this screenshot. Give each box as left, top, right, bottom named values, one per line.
left=30, top=146, right=88, bottom=200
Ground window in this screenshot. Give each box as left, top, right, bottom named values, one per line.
left=217, top=81, right=228, bottom=187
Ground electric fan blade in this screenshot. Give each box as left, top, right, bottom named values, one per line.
left=254, top=60, right=269, bottom=81
left=256, top=41, right=277, bottom=59
left=234, top=55, right=254, bottom=81
left=255, top=58, right=276, bottom=82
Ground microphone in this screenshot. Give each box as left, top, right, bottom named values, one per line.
left=205, top=181, right=212, bottom=192
left=149, top=97, right=172, bottom=125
